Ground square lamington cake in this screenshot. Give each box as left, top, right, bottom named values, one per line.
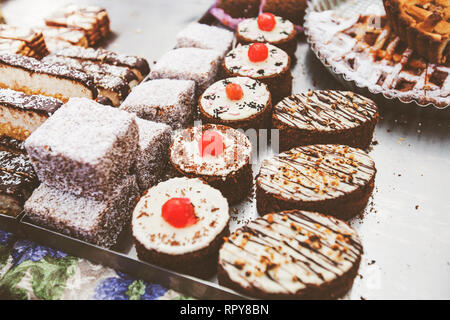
left=150, top=48, right=221, bottom=96
left=176, top=23, right=234, bottom=58
left=25, top=98, right=138, bottom=200
left=134, top=118, right=172, bottom=192
left=120, top=79, right=195, bottom=129
left=24, top=175, right=139, bottom=248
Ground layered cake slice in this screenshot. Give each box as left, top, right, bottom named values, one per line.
left=134, top=118, right=172, bottom=192
left=0, top=88, right=63, bottom=141
left=52, top=46, right=150, bottom=81
left=132, top=177, right=230, bottom=278
left=25, top=98, right=138, bottom=200
left=199, top=77, right=272, bottom=129
left=35, top=26, right=89, bottom=50
left=24, top=175, right=139, bottom=248
left=0, top=24, right=49, bottom=59
left=0, top=54, right=98, bottom=102
left=0, top=150, right=38, bottom=217
left=120, top=79, right=195, bottom=129
left=170, top=124, right=253, bottom=204
left=256, top=144, right=376, bottom=220
left=218, top=210, right=363, bottom=299
left=150, top=48, right=222, bottom=96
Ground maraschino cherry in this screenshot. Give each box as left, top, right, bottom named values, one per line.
left=248, top=43, right=269, bottom=63
left=198, top=130, right=225, bottom=157
left=225, top=83, right=243, bottom=101
left=162, top=197, right=197, bottom=228
left=257, top=13, right=276, bottom=31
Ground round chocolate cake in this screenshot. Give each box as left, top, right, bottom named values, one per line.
left=132, top=177, right=230, bottom=278
left=218, top=210, right=363, bottom=299
left=272, top=91, right=379, bottom=152
left=170, top=124, right=253, bottom=204
left=236, top=14, right=297, bottom=57
left=199, top=77, right=272, bottom=129
left=223, top=43, right=292, bottom=104
left=256, top=144, right=376, bottom=220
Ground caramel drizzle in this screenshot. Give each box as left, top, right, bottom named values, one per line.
left=221, top=211, right=362, bottom=290
left=275, top=91, right=377, bottom=131
left=257, top=145, right=375, bottom=200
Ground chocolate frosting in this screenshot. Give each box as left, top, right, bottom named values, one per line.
left=0, top=88, right=63, bottom=115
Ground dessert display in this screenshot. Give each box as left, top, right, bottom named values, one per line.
left=133, top=118, right=172, bottom=192
left=0, top=54, right=98, bottom=102
left=223, top=43, right=292, bottom=103
left=150, top=47, right=222, bottom=97
left=236, top=13, right=298, bottom=57
left=305, top=11, right=450, bottom=108
left=272, top=90, right=379, bottom=152
left=0, top=24, right=49, bottom=59
left=0, top=149, right=38, bottom=217
left=45, top=4, right=111, bottom=46
left=256, top=144, right=376, bottom=220
left=199, top=77, right=272, bottom=129
left=132, top=177, right=230, bottom=278
left=51, top=46, right=150, bottom=81
left=169, top=124, right=253, bottom=204
left=176, top=22, right=235, bottom=58
left=24, top=98, right=138, bottom=200
left=0, top=88, right=63, bottom=141
left=218, top=210, right=363, bottom=299
left=24, top=175, right=138, bottom=248
left=120, top=79, right=195, bottom=129
left=383, top=0, right=449, bottom=64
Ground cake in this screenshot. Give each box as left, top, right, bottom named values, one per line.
left=199, top=77, right=272, bottom=130
left=383, top=0, right=449, bottom=64
left=120, top=79, right=195, bottom=129
left=35, top=26, right=89, bottom=49
left=169, top=124, right=253, bottom=204
left=256, top=144, right=376, bottom=220
left=0, top=54, right=98, bottom=102
left=236, top=14, right=297, bottom=57
left=262, top=0, right=308, bottom=25
left=272, top=91, right=379, bottom=152
left=132, top=177, right=230, bottom=278
left=150, top=48, right=222, bottom=97
left=0, top=150, right=38, bottom=217
left=175, top=22, right=235, bottom=58
left=223, top=43, right=292, bottom=103
left=0, top=89, right=63, bottom=141
left=133, top=118, right=172, bottom=192
left=216, top=0, right=260, bottom=19
left=24, top=175, right=138, bottom=248
left=218, top=210, right=363, bottom=299
left=24, top=98, right=138, bottom=200
left=52, top=46, right=150, bottom=81
left=0, top=24, right=49, bottom=59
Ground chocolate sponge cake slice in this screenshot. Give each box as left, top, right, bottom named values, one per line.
left=0, top=88, right=63, bottom=141
left=0, top=54, right=97, bottom=102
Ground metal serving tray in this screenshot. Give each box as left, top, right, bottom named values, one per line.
left=1, top=0, right=449, bottom=300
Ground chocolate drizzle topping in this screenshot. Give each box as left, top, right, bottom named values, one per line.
left=0, top=88, right=62, bottom=115
left=219, top=210, right=363, bottom=294
left=274, top=91, right=378, bottom=131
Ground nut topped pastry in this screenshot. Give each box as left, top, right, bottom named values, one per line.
left=272, top=91, right=379, bottom=152
left=218, top=210, right=363, bottom=299
left=256, top=144, right=376, bottom=220
left=383, top=0, right=450, bottom=64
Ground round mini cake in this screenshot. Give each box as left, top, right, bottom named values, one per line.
left=199, top=77, right=272, bottom=129
left=218, top=210, right=363, bottom=299
left=256, top=144, right=376, bottom=220
left=236, top=13, right=297, bottom=57
left=223, top=43, right=292, bottom=104
left=132, top=177, right=230, bottom=278
left=272, top=91, right=379, bottom=152
left=170, top=124, right=253, bottom=204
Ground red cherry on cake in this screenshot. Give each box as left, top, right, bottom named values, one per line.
left=198, top=131, right=225, bottom=157
left=161, top=197, right=197, bottom=228
left=257, top=13, right=276, bottom=31
left=225, top=83, right=243, bottom=101
left=248, top=43, right=269, bottom=63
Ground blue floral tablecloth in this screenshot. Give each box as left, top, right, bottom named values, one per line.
left=0, top=230, right=192, bottom=300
